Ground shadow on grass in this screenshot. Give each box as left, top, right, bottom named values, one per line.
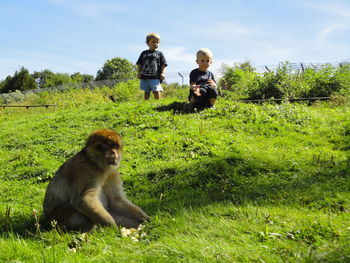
left=155, top=101, right=197, bottom=114
left=128, top=154, right=350, bottom=215
left=0, top=212, right=51, bottom=238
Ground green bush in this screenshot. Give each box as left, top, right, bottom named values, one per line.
left=220, top=61, right=350, bottom=100
left=304, top=65, right=345, bottom=97
left=247, top=62, right=308, bottom=100
left=219, top=62, right=259, bottom=100
left=337, top=64, right=350, bottom=96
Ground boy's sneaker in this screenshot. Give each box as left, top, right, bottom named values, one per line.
left=208, top=105, right=216, bottom=110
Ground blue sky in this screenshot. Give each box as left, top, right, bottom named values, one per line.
left=1, top=0, right=350, bottom=83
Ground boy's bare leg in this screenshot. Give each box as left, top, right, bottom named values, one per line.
left=144, top=92, right=151, bottom=100
left=153, top=91, right=161, bottom=100
left=209, top=98, right=216, bottom=106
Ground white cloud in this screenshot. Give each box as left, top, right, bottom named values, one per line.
left=163, top=46, right=194, bottom=64
left=47, top=0, right=127, bottom=18
left=318, top=23, right=350, bottom=38
left=72, top=2, right=126, bottom=18
left=303, top=1, right=350, bottom=38
left=0, top=49, right=101, bottom=79
left=185, top=20, right=263, bottom=45
left=306, top=1, right=350, bottom=18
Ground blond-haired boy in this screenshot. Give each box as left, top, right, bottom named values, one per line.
left=136, top=33, right=167, bottom=100
left=189, top=48, right=218, bottom=109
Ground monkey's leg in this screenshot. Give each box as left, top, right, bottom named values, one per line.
left=49, top=204, right=96, bottom=232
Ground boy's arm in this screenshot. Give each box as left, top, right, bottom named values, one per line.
left=136, top=64, right=141, bottom=79
left=190, top=82, right=201, bottom=96
left=160, top=64, right=166, bottom=80
left=190, top=82, right=197, bottom=90
left=207, top=72, right=217, bottom=87
left=207, top=79, right=217, bottom=88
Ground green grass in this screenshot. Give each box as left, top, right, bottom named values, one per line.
left=0, top=82, right=350, bottom=262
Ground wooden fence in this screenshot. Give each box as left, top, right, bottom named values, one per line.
left=0, top=104, right=57, bottom=109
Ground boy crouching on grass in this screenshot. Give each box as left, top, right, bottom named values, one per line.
left=136, top=33, right=167, bottom=100
left=189, top=48, right=218, bottom=110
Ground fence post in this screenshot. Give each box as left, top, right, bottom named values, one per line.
left=178, top=72, right=184, bottom=87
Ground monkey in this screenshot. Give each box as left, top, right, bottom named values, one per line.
left=43, top=129, right=150, bottom=232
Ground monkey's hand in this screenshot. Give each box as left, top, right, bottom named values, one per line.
left=125, top=203, right=150, bottom=223
left=111, top=200, right=150, bottom=223
left=134, top=208, right=150, bottom=222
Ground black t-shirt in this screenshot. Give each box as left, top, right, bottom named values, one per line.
left=136, top=50, right=167, bottom=79
left=189, top=68, right=216, bottom=86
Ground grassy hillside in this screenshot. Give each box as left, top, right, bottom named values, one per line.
left=0, top=81, right=350, bottom=262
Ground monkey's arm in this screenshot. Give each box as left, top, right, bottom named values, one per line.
left=72, top=189, right=116, bottom=226
left=104, top=176, right=149, bottom=221
left=111, top=195, right=150, bottom=221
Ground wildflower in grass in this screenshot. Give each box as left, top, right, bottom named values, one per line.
left=120, top=224, right=147, bottom=242
left=50, top=220, right=58, bottom=228
left=68, top=248, right=77, bottom=253
left=131, top=236, right=139, bottom=242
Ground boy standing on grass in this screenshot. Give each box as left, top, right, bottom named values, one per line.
left=189, top=48, right=218, bottom=109
left=136, top=33, right=167, bottom=100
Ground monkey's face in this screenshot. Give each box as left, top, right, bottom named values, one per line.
left=85, top=129, right=123, bottom=168
left=100, top=140, right=122, bottom=166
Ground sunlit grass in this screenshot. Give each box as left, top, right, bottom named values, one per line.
left=0, top=83, right=349, bottom=262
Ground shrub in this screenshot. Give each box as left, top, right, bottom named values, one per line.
left=247, top=62, right=308, bottom=100
left=220, top=61, right=350, bottom=100
left=305, top=65, right=340, bottom=97
left=219, top=61, right=259, bottom=100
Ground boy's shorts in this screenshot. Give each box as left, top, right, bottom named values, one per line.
left=140, top=79, right=163, bottom=93
left=202, top=84, right=218, bottom=98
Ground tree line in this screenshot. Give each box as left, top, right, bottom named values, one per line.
left=0, top=57, right=136, bottom=94
left=2, top=57, right=349, bottom=100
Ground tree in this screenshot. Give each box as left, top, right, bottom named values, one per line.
left=96, top=57, right=136, bottom=81
left=33, top=70, right=72, bottom=88
left=1, top=67, right=37, bottom=93
left=71, top=72, right=94, bottom=83
left=81, top=74, right=95, bottom=83
left=0, top=77, right=10, bottom=93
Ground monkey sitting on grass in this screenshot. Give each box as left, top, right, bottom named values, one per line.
left=43, top=129, right=149, bottom=232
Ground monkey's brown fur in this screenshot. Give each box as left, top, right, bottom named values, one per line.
left=43, top=129, right=149, bottom=232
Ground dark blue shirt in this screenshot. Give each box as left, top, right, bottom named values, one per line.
left=189, top=68, right=216, bottom=86
left=136, top=50, right=167, bottom=79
